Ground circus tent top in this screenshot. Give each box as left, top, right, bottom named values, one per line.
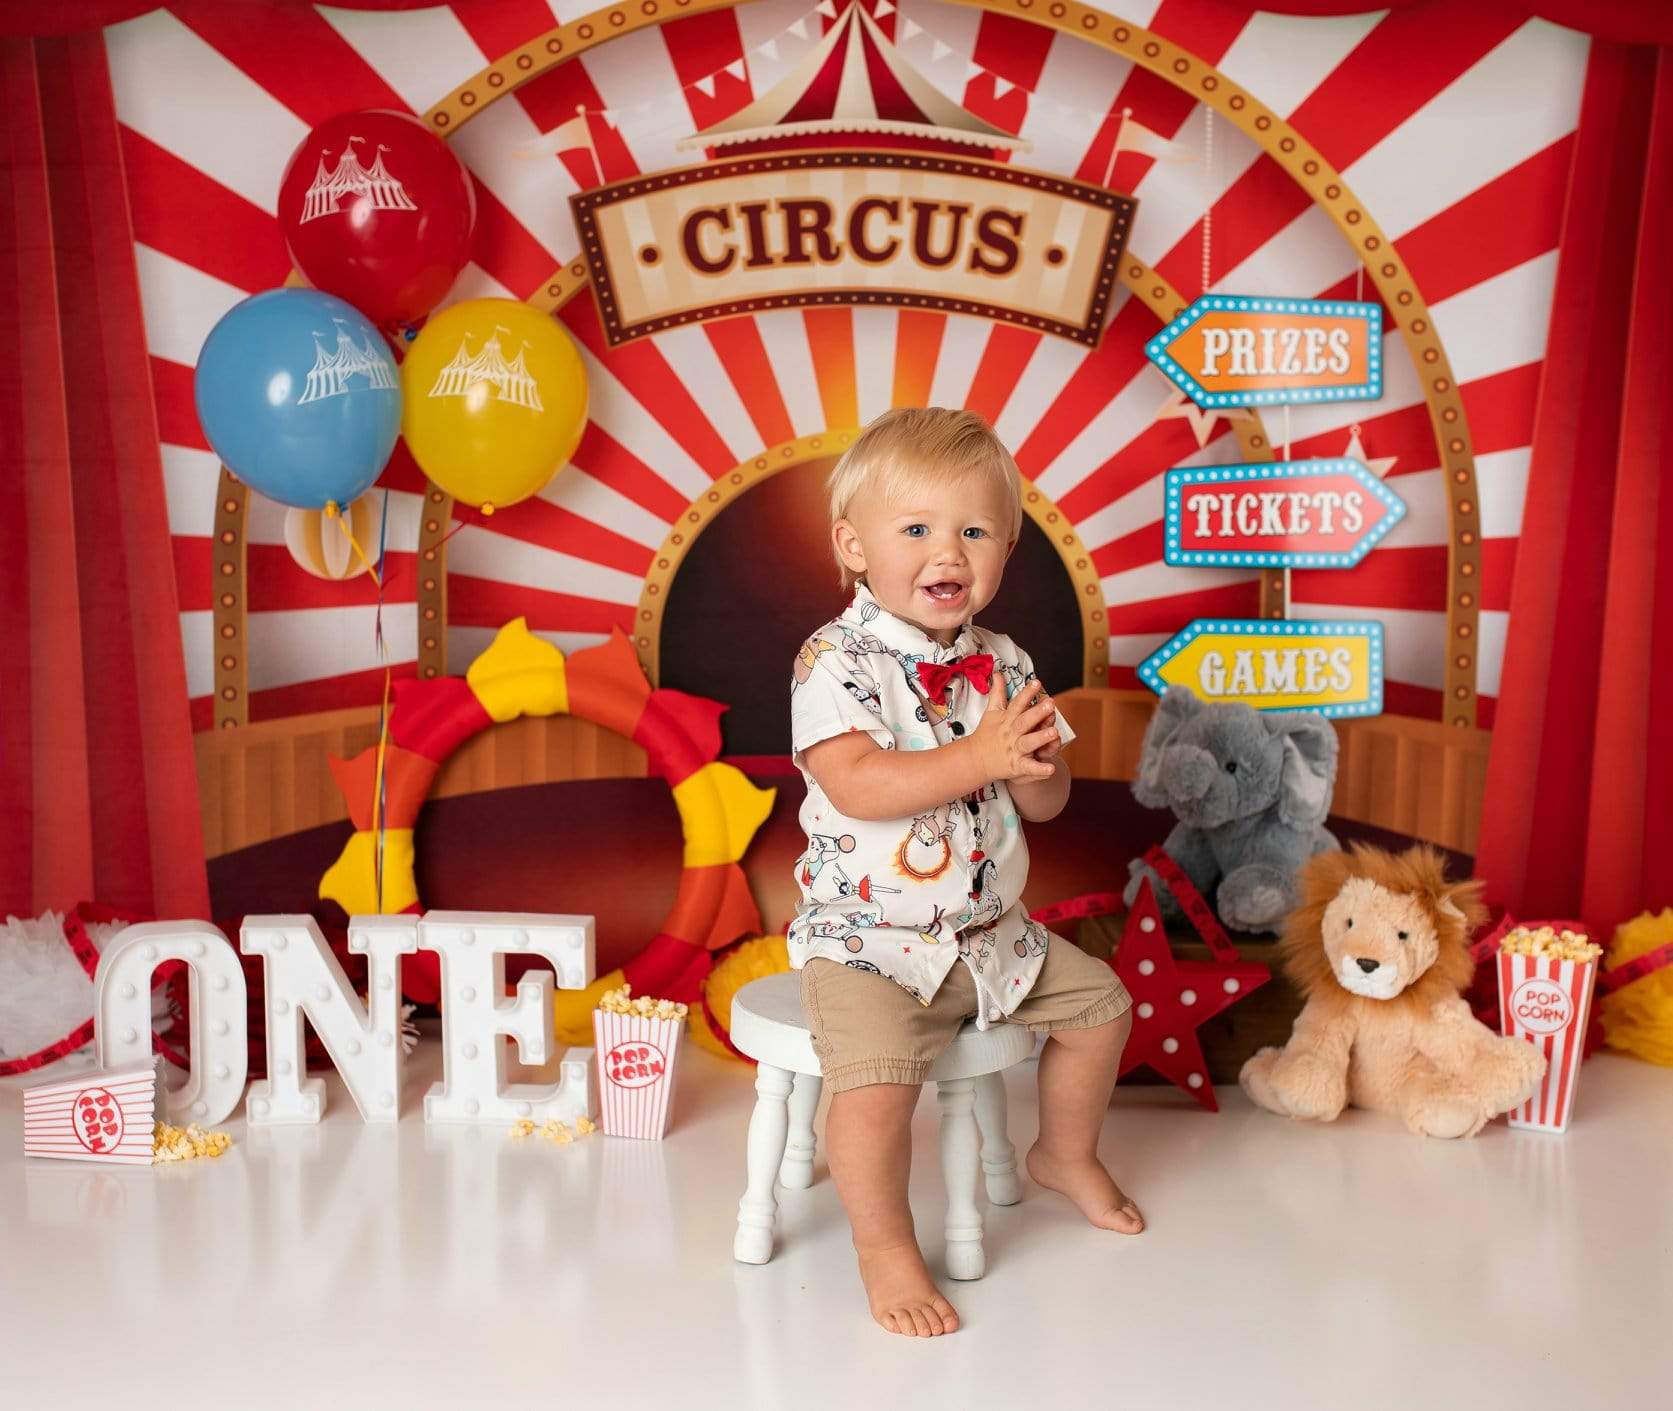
left=678, top=3, right=1028, bottom=156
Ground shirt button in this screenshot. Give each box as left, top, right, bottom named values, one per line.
left=949, top=721, right=965, bottom=736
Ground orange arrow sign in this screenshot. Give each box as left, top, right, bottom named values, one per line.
left=1146, top=295, right=1382, bottom=408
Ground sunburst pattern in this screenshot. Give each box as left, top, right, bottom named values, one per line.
left=109, top=0, right=1587, bottom=730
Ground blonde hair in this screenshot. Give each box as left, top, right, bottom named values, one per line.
left=826, top=407, right=1024, bottom=589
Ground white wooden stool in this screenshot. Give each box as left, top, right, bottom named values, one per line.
left=729, top=971, right=1033, bottom=1280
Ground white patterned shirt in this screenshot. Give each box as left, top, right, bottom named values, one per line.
left=787, top=581, right=1077, bottom=1026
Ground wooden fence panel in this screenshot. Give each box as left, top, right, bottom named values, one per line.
left=196, top=692, right=1490, bottom=857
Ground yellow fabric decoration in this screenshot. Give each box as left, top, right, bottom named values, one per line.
left=690, top=935, right=790, bottom=1064
left=552, top=967, right=626, bottom=1047
left=671, top=761, right=776, bottom=867
left=1599, top=908, right=1673, bottom=1067
left=318, top=828, right=418, bottom=916
left=466, top=616, right=568, bottom=722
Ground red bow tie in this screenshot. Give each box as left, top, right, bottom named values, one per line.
left=915, top=653, right=995, bottom=704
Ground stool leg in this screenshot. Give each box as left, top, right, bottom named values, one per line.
left=937, top=1077, right=985, bottom=1281
left=735, top=1064, right=794, bottom=1265
left=973, top=1071, right=1022, bottom=1207
left=779, top=1072, right=821, bottom=1190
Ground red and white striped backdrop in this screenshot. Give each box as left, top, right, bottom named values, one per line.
left=104, top=0, right=1587, bottom=730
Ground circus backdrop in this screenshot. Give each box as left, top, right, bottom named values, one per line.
left=2, top=0, right=1668, bottom=983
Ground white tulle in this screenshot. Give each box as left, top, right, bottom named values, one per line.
left=0, top=911, right=169, bottom=1067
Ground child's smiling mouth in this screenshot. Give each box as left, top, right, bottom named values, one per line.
left=921, top=581, right=967, bottom=606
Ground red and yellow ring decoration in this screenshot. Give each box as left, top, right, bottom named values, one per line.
left=319, top=618, right=775, bottom=1041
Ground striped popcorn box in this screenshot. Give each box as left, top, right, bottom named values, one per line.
left=24, top=1066, right=157, bottom=1164
left=593, top=1009, right=685, bottom=1140
left=1496, top=921, right=1600, bottom=1134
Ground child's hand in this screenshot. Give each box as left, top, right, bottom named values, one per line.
left=1031, top=723, right=1065, bottom=764
left=973, top=674, right=1058, bottom=783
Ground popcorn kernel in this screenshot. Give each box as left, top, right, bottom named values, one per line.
left=1499, top=924, right=1602, bottom=964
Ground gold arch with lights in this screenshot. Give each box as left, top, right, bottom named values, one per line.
left=215, top=0, right=1481, bottom=728
left=413, top=0, right=1482, bottom=726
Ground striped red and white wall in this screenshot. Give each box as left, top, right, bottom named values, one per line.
left=104, top=0, right=1586, bottom=730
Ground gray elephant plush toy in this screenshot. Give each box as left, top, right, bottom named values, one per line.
left=1123, top=685, right=1340, bottom=933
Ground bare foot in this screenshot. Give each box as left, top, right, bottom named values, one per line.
left=855, top=1241, right=961, bottom=1336
left=1026, top=1144, right=1145, bottom=1233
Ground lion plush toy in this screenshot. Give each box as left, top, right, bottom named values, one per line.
left=1240, top=844, right=1545, bottom=1138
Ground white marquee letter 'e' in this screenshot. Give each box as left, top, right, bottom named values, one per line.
left=421, top=912, right=596, bottom=1125
left=241, top=914, right=420, bottom=1125
left=94, top=922, right=248, bottom=1126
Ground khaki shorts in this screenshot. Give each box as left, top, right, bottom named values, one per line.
left=800, top=936, right=1133, bottom=1093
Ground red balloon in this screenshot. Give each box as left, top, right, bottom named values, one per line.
left=278, top=109, right=475, bottom=326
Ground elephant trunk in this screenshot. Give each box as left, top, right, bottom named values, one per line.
left=1166, top=745, right=1218, bottom=806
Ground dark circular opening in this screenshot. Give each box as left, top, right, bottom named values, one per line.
left=658, top=457, right=1085, bottom=755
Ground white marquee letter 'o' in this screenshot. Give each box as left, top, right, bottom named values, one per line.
left=420, top=911, right=596, bottom=1125
left=241, top=914, right=420, bottom=1125
left=94, top=922, right=248, bottom=1126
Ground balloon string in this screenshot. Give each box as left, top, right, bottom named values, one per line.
left=434, top=519, right=470, bottom=555
left=325, top=500, right=383, bottom=590
left=372, top=665, right=391, bottom=913
left=373, top=490, right=390, bottom=658
left=371, top=490, right=392, bottom=913
left=432, top=501, right=491, bottom=556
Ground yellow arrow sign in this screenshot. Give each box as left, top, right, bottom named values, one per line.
left=1138, top=619, right=1384, bottom=718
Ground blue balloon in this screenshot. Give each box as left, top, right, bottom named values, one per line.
left=194, top=289, right=402, bottom=510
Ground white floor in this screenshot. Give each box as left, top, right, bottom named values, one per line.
left=3, top=1037, right=1669, bottom=1410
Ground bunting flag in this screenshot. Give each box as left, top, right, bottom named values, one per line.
left=1151, top=386, right=1253, bottom=449
left=1115, top=111, right=1197, bottom=163
left=1345, top=425, right=1399, bottom=478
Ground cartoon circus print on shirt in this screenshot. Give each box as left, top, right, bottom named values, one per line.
left=797, top=832, right=902, bottom=914
left=897, top=802, right=957, bottom=881
left=798, top=830, right=855, bottom=889
left=966, top=855, right=1004, bottom=931
left=962, top=921, right=997, bottom=973
left=788, top=581, right=1078, bottom=1023
left=794, top=635, right=837, bottom=685
left=797, top=633, right=887, bottom=721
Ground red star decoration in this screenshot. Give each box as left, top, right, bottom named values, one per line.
left=1111, top=879, right=1271, bottom=1111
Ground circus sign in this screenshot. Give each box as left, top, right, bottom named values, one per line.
left=1162, top=458, right=1406, bottom=569
left=1138, top=619, right=1385, bottom=719
left=568, top=4, right=1135, bottom=348
left=1145, top=295, right=1383, bottom=408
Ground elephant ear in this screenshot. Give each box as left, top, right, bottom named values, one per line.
left=1267, top=712, right=1338, bottom=829
left=1133, top=685, right=1202, bottom=807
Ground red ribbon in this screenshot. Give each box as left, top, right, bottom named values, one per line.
left=1142, top=845, right=1240, bottom=963
left=914, top=653, right=995, bottom=704
left=1027, top=849, right=1247, bottom=965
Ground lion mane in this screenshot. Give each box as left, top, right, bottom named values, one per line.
left=1277, top=842, right=1488, bottom=1008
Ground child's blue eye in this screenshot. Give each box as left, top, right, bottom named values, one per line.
left=904, top=524, right=928, bottom=537
left=963, top=527, right=987, bottom=539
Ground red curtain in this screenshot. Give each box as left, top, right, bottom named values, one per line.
left=0, top=31, right=209, bottom=920
left=1475, top=40, right=1673, bottom=935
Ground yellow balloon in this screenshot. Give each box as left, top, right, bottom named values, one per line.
left=400, top=298, right=588, bottom=511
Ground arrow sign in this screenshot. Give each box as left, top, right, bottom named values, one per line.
left=1138, top=619, right=1384, bottom=718
left=1164, top=458, right=1406, bottom=569
left=1145, top=295, right=1382, bottom=408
